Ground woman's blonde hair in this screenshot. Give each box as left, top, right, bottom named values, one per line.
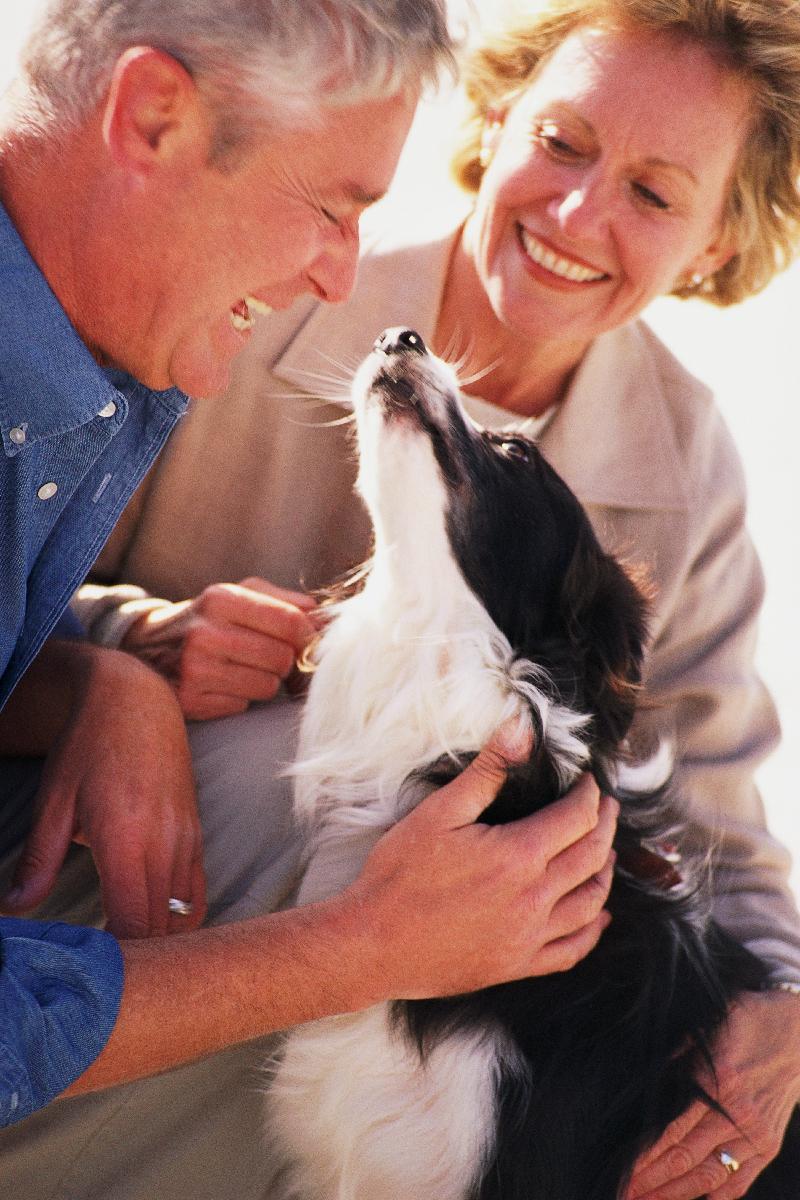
left=452, top=0, right=800, bottom=306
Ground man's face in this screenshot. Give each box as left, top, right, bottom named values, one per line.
left=108, top=89, right=417, bottom=397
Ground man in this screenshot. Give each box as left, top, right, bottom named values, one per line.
left=0, top=3, right=616, bottom=1194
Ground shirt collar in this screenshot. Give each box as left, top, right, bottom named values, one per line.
left=540, top=321, right=693, bottom=512
left=0, top=202, right=187, bottom=456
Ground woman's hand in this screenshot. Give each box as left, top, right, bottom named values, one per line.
left=2, top=645, right=207, bottom=938
left=625, top=990, right=800, bottom=1199
left=122, top=576, right=319, bottom=719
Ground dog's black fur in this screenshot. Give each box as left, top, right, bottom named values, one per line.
left=373, top=328, right=800, bottom=1200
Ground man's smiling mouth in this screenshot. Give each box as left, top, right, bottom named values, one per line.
left=229, top=295, right=274, bottom=333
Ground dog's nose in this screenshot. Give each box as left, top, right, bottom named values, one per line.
left=374, top=328, right=427, bottom=356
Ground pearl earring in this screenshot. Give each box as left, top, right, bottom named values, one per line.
left=691, top=272, right=704, bottom=287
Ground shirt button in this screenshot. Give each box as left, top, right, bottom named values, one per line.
left=9, top=427, right=26, bottom=445
left=97, top=401, right=117, bottom=418
left=37, top=482, right=58, bottom=501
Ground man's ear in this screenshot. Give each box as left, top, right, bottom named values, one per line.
left=102, top=46, right=211, bottom=176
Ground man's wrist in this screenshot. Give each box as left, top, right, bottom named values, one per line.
left=0, top=639, right=180, bottom=755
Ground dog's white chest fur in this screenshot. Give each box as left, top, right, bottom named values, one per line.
left=265, top=366, right=591, bottom=1200
left=265, top=442, right=524, bottom=1199
left=266, top=590, right=524, bottom=1200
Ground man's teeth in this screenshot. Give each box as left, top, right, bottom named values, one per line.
left=230, top=308, right=253, bottom=333
left=246, top=296, right=273, bottom=316
left=520, top=229, right=606, bottom=283
left=229, top=296, right=274, bottom=334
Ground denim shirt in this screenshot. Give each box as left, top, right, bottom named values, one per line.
left=0, top=201, right=189, bottom=1122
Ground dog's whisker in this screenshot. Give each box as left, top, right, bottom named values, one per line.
left=458, top=356, right=503, bottom=388
left=284, top=372, right=353, bottom=394
left=286, top=411, right=357, bottom=429
left=311, top=348, right=361, bottom=376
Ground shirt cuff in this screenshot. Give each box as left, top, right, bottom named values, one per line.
left=71, top=583, right=171, bottom=649
left=0, top=918, right=124, bottom=1125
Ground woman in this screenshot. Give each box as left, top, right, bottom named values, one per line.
left=75, top=1, right=800, bottom=1196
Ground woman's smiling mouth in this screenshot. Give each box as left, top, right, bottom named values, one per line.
left=518, top=226, right=609, bottom=283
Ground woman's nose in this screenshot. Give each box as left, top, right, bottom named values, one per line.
left=548, top=174, right=609, bottom=240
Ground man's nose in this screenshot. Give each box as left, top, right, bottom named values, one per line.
left=306, top=229, right=360, bottom=304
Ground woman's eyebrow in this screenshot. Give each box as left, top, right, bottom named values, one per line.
left=542, top=103, right=699, bottom=185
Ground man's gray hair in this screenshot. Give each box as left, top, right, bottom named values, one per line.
left=16, top=0, right=455, bottom=150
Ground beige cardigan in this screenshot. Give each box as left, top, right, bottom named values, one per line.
left=74, top=213, right=800, bottom=982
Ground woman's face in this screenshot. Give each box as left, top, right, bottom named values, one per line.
left=465, top=25, right=753, bottom=352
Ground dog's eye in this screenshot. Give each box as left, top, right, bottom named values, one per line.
left=499, top=439, right=530, bottom=462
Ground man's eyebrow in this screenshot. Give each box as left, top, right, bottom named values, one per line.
left=331, top=182, right=388, bottom=207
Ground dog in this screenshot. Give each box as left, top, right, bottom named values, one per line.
left=265, top=327, right=800, bottom=1199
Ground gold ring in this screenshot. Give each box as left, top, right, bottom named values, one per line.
left=716, top=1149, right=740, bottom=1175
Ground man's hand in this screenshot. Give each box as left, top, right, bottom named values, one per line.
left=121, top=577, right=319, bottom=720
left=625, top=990, right=800, bottom=1200
left=56, top=727, right=617, bottom=1099
left=1, top=644, right=206, bottom=938
left=340, top=728, right=618, bottom=1001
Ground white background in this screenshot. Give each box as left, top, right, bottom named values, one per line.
left=2, top=4, right=797, bottom=893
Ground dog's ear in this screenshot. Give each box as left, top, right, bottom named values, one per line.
left=560, top=529, right=650, bottom=750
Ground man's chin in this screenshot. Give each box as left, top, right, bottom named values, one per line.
left=167, top=348, right=237, bottom=400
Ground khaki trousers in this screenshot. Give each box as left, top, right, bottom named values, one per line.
left=0, top=698, right=305, bottom=1199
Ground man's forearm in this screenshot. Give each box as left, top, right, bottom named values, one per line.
left=64, top=895, right=379, bottom=1097
left=0, top=638, right=171, bottom=756
left=0, top=639, right=98, bottom=755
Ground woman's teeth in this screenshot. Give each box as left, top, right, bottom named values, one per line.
left=229, top=295, right=274, bottom=333
left=520, top=228, right=607, bottom=283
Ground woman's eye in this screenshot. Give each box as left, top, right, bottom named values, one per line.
left=535, top=121, right=581, bottom=159
left=632, top=182, right=670, bottom=211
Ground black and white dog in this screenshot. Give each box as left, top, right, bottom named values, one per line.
left=266, top=328, right=799, bottom=1200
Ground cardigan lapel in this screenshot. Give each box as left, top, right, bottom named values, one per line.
left=541, top=321, right=693, bottom=512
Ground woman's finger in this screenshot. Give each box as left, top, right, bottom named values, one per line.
left=633, top=1099, right=705, bottom=1171
left=631, top=1136, right=760, bottom=1200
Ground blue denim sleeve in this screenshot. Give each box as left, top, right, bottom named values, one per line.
left=52, top=608, right=86, bottom=639
left=0, top=918, right=123, bottom=1126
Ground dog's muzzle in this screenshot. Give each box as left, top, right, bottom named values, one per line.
left=374, top=328, right=427, bottom=357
